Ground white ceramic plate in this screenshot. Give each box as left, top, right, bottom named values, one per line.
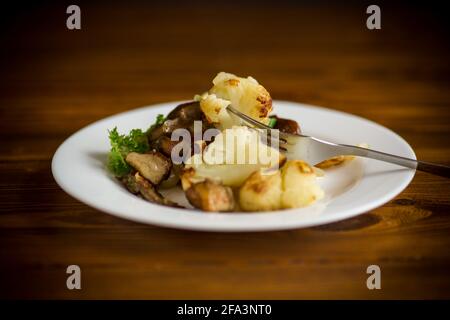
left=52, top=101, right=416, bottom=232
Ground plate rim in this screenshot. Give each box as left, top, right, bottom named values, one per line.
left=51, top=100, right=416, bottom=232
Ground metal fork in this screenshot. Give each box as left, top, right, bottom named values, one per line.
left=226, top=105, right=450, bottom=178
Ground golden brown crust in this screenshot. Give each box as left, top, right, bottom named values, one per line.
left=315, top=155, right=351, bottom=169
left=248, top=179, right=269, bottom=193
left=295, top=160, right=314, bottom=174
left=256, top=95, right=272, bottom=119
left=199, top=72, right=273, bottom=127
left=226, top=79, right=240, bottom=86
left=315, top=144, right=368, bottom=169
left=180, top=167, right=196, bottom=190
left=239, top=170, right=282, bottom=211
left=280, top=160, right=324, bottom=208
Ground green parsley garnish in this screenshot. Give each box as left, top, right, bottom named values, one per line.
left=268, top=117, right=277, bottom=128
left=107, top=127, right=150, bottom=177
left=107, top=114, right=167, bottom=177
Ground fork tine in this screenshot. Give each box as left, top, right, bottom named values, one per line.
left=226, top=105, right=337, bottom=163
left=226, top=105, right=290, bottom=144
left=226, top=105, right=305, bottom=143
left=244, top=125, right=289, bottom=151
left=226, top=105, right=269, bottom=129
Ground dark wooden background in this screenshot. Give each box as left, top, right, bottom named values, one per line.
left=1, top=1, right=449, bottom=299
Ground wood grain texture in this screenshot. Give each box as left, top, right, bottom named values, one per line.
left=0, top=1, right=449, bottom=299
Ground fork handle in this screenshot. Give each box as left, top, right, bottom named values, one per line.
left=416, top=161, right=450, bottom=178
left=341, top=144, right=450, bottom=178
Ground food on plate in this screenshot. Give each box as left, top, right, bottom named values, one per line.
left=106, top=72, right=355, bottom=212
left=196, top=72, right=272, bottom=129
left=122, top=172, right=177, bottom=207
left=183, top=126, right=286, bottom=187
left=315, top=143, right=369, bottom=169
left=184, top=178, right=235, bottom=212
left=280, top=160, right=324, bottom=208
left=238, top=160, right=323, bottom=212
left=126, top=151, right=171, bottom=185
left=270, top=115, right=302, bottom=135
left=315, top=155, right=352, bottom=169
left=239, top=169, right=283, bottom=211
left=107, top=127, right=149, bottom=177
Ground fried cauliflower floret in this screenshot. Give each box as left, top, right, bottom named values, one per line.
left=184, top=126, right=286, bottom=187
left=198, top=93, right=235, bottom=129
left=239, top=160, right=324, bottom=211
left=281, top=160, right=324, bottom=208
left=239, top=170, right=282, bottom=211
left=197, top=72, right=272, bottom=129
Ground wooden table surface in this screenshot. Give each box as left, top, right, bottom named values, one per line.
left=1, top=1, right=449, bottom=299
